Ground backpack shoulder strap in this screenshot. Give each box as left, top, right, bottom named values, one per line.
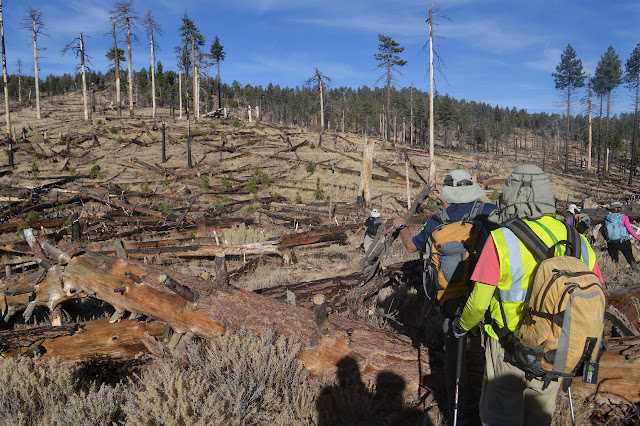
left=505, top=218, right=550, bottom=261
left=565, top=222, right=582, bottom=260
left=437, top=207, right=450, bottom=224
left=468, top=200, right=485, bottom=221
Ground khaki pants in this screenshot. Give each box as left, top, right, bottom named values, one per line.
left=480, top=336, right=560, bottom=426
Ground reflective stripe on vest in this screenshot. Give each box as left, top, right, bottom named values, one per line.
left=494, top=223, right=593, bottom=303
left=500, top=228, right=528, bottom=302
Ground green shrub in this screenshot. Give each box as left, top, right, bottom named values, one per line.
left=97, top=119, right=103, bottom=125
left=245, top=177, right=259, bottom=193
left=140, top=184, right=150, bottom=193
left=117, top=136, right=124, bottom=144
left=212, top=199, right=224, bottom=211
left=162, top=177, right=171, bottom=188
left=295, top=192, right=303, bottom=203
left=252, top=168, right=271, bottom=186
left=247, top=138, right=254, bottom=146
left=310, top=142, right=316, bottom=149
left=387, top=171, right=398, bottom=179
left=26, top=210, right=39, bottom=222
left=201, top=175, right=210, bottom=189
left=188, top=232, right=196, bottom=239
left=102, top=128, right=107, bottom=135
left=314, top=187, right=325, bottom=200
left=90, top=165, right=102, bottom=179
left=109, top=126, right=117, bottom=134
left=70, top=141, right=79, bottom=149
left=140, top=120, right=146, bottom=126
left=27, top=144, right=34, bottom=151
left=57, top=137, right=66, bottom=145
left=246, top=204, right=255, bottom=214
left=305, top=162, right=316, bottom=174
left=220, top=173, right=232, bottom=190
left=30, top=161, right=39, bottom=173
left=158, top=204, right=172, bottom=214
left=209, top=123, right=216, bottom=130
left=233, top=118, right=241, bottom=127
left=273, top=192, right=281, bottom=202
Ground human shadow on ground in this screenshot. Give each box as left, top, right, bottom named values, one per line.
left=316, top=356, right=426, bottom=425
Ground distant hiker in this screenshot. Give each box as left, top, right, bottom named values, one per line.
left=601, top=201, right=640, bottom=271
left=566, top=203, right=592, bottom=239
left=453, top=165, right=604, bottom=426
left=393, top=169, right=496, bottom=422
left=354, top=209, right=385, bottom=253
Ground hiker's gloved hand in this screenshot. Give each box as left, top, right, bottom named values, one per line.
left=452, top=316, right=467, bottom=339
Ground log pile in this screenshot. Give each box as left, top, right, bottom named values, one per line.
left=2, top=117, right=640, bottom=424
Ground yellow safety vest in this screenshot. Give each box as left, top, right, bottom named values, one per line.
left=485, top=215, right=597, bottom=339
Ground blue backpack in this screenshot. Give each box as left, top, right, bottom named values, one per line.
left=604, top=213, right=628, bottom=242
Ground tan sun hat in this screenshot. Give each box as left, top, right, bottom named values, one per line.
left=439, top=169, right=486, bottom=204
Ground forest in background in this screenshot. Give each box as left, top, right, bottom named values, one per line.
left=4, top=69, right=638, bottom=172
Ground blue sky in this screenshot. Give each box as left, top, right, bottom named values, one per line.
left=2, top=0, right=639, bottom=115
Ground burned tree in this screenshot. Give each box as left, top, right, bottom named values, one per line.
left=305, top=68, right=331, bottom=131
left=144, top=10, right=163, bottom=119
left=111, top=0, right=141, bottom=119
left=62, top=33, right=90, bottom=121
left=20, top=7, right=47, bottom=120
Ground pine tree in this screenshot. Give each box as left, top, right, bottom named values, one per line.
left=305, top=68, right=331, bottom=130
left=179, top=13, right=204, bottom=120
left=144, top=10, right=162, bottom=118
left=552, top=44, right=585, bottom=172
left=592, top=45, right=623, bottom=176
left=374, top=34, right=407, bottom=142
left=625, top=43, right=640, bottom=185
left=209, top=35, right=225, bottom=110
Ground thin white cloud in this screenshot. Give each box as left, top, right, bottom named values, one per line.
left=441, top=19, right=543, bottom=53
left=525, top=48, right=562, bottom=73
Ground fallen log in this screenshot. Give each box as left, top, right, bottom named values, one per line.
left=8, top=242, right=433, bottom=400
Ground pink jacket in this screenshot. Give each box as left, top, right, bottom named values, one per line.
left=599, top=214, right=640, bottom=241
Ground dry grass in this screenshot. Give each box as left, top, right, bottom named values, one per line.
left=0, top=331, right=316, bottom=425
left=552, top=393, right=598, bottom=426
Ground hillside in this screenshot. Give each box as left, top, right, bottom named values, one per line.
left=1, top=89, right=639, bottom=425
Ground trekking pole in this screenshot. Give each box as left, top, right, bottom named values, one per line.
left=453, top=335, right=465, bottom=426
left=568, top=386, right=575, bottom=426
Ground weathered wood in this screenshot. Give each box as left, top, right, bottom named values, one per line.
left=1, top=320, right=165, bottom=361
left=13, top=245, right=432, bottom=400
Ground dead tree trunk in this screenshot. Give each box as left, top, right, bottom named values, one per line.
left=359, top=135, right=374, bottom=205
left=6, top=243, right=432, bottom=400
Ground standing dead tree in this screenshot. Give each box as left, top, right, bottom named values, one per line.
left=111, top=0, right=141, bottom=119
left=108, top=18, right=122, bottom=118
left=62, top=33, right=90, bottom=121
left=0, top=0, right=11, bottom=140
left=20, top=7, right=47, bottom=120
left=305, top=68, right=331, bottom=131
left=144, top=10, right=162, bottom=119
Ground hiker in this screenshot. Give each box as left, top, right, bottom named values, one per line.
left=601, top=201, right=640, bottom=271
left=393, top=169, right=496, bottom=422
left=566, top=203, right=592, bottom=238
left=354, top=209, right=385, bottom=253
left=565, top=204, right=580, bottom=225
left=453, top=165, right=604, bottom=426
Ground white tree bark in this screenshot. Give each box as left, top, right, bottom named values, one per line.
left=178, top=68, right=182, bottom=119
left=80, top=34, right=88, bottom=122
left=126, top=18, right=134, bottom=118
left=0, top=0, right=11, bottom=137
left=150, top=28, right=156, bottom=118
left=112, top=19, right=121, bottom=118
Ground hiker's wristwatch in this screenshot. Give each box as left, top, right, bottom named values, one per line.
left=396, top=224, right=406, bottom=230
